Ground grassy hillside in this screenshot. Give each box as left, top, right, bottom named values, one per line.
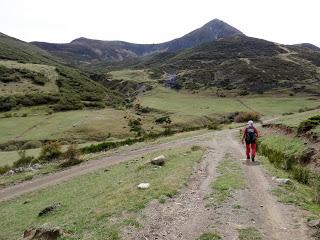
left=138, top=36, right=320, bottom=94
left=139, top=87, right=320, bottom=117
left=0, top=33, right=57, bottom=64
left=0, top=60, right=59, bottom=96
left=0, top=33, right=125, bottom=111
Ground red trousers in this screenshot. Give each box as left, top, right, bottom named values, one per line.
left=246, top=143, right=256, bottom=159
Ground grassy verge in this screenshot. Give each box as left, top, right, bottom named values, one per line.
left=0, top=129, right=212, bottom=187
left=207, top=154, right=246, bottom=206
left=238, top=227, right=263, bottom=240
left=259, top=155, right=320, bottom=216
left=0, top=163, right=59, bottom=188
left=274, top=109, right=320, bottom=128
left=258, top=135, right=308, bottom=171
left=0, top=146, right=204, bottom=239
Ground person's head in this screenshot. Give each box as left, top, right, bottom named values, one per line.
left=247, top=120, right=254, bottom=127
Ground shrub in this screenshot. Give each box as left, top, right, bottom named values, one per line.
left=191, top=145, right=201, bottom=151
left=292, top=166, right=310, bottom=184
left=21, top=113, right=28, bottom=117
left=239, top=90, right=249, bottom=96
left=39, top=142, right=62, bottom=162
left=0, top=165, right=10, bottom=175
left=21, top=140, right=42, bottom=150
left=155, top=116, right=171, bottom=125
left=13, top=150, right=34, bottom=168
left=234, top=112, right=260, bottom=123
left=81, top=138, right=141, bottom=154
left=298, top=115, right=320, bottom=134
left=64, top=144, right=80, bottom=161
left=313, top=175, right=320, bottom=204
left=207, top=123, right=220, bottom=130
left=53, top=94, right=84, bottom=111
left=282, top=112, right=294, bottom=116
left=4, top=143, right=18, bottom=151
left=3, top=113, right=12, bottom=118
left=60, top=145, right=82, bottom=167
left=128, top=118, right=144, bottom=136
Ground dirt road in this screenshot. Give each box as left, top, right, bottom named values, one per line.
left=124, top=131, right=309, bottom=240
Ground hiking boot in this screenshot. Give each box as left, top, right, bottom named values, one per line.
left=252, top=157, right=255, bottom=162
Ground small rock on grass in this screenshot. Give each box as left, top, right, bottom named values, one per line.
left=137, top=183, right=150, bottom=189
left=151, top=155, right=166, bottom=166
left=23, top=227, right=62, bottom=240
left=38, top=203, right=60, bottom=217
left=272, top=177, right=293, bottom=185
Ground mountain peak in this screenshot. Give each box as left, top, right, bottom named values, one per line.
left=201, top=18, right=244, bottom=35
left=71, top=37, right=90, bottom=44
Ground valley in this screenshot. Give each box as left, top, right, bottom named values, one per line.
left=1, top=17, right=320, bottom=240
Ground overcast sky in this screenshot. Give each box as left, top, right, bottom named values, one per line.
left=1, top=0, right=319, bottom=46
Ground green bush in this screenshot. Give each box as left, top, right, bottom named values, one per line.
left=60, top=144, right=82, bottom=168
left=3, top=113, right=12, bottom=118
left=21, top=140, right=42, bottom=150
left=53, top=94, right=84, bottom=111
left=0, top=165, right=10, bottom=175
left=292, top=166, right=310, bottom=184
left=81, top=138, right=139, bottom=154
left=64, top=144, right=80, bottom=161
left=298, top=115, right=320, bottom=134
left=234, top=111, right=260, bottom=123
left=128, top=118, right=144, bottom=136
left=39, top=142, right=62, bottom=161
left=313, top=175, right=320, bottom=204
left=155, top=116, right=172, bottom=125
left=207, top=123, right=220, bottom=130
left=191, top=145, right=201, bottom=151
left=13, top=150, right=34, bottom=168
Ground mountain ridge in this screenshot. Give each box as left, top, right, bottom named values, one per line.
left=31, top=19, right=244, bottom=64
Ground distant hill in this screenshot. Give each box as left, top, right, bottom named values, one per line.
left=293, top=43, right=320, bottom=52
left=138, top=35, right=320, bottom=93
left=31, top=19, right=244, bottom=64
left=0, top=32, right=59, bottom=64
left=0, top=33, right=124, bottom=112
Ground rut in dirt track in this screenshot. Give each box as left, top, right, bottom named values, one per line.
left=124, top=131, right=309, bottom=240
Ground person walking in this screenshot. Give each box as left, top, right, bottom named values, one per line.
left=241, top=120, right=259, bottom=161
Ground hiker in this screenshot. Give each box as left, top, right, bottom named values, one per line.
left=241, top=120, right=259, bottom=161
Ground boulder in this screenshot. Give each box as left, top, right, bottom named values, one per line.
left=273, top=177, right=293, bottom=185
left=151, top=155, right=166, bottom=166
left=38, top=203, right=60, bottom=217
left=32, top=164, right=42, bottom=170
left=308, top=219, right=320, bottom=228
left=23, top=227, right=62, bottom=240
left=137, top=183, right=150, bottom=189
left=8, top=170, right=15, bottom=175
